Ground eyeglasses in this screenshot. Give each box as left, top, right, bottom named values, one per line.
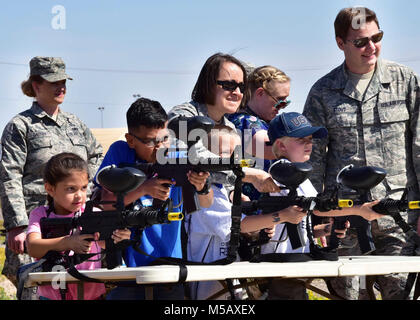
left=216, top=80, right=245, bottom=93
left=347, top=30, right=384, bottom=48
left=130, top=133, right=169, bottom=147
left=265, top=90, right=291, bottom=110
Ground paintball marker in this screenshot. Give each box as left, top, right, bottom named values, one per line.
left=39, top=166, right=183, bottom=270
left=328, top=165, right=386, bottom=254
left=241, top=160, right=352, bottom=251
left=331, top=164, right=420, bottom=252
left=120, top=115, right=254, bottom=214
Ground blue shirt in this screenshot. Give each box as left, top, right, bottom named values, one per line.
left=95, top=140, right=183, bottom=266
left=228, top=107, right=274, bottom=201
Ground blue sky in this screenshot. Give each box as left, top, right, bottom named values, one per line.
left=1, top=0, right=420, bottom=132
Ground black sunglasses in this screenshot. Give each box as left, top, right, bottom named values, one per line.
left=216, top=80, right=245, bottom=93
left=347, top=30, right=384, bottom=48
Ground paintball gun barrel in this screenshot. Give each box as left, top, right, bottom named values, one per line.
left=330, top=164, right=420, bottom=254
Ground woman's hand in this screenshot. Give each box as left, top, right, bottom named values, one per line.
left=7, top=226, right=27, bottom=254
left=243, top=168, right=281, bottom=193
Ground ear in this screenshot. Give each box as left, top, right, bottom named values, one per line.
left=336, top=36, right=345, bottom=51
left=44, top=182, right=55, bottom=197
left=275, top=139, right=288, bottom=154
left=125, top=133, right=135, bottom=148
left=32, top=81, right=40, bottom=96
left=254, top=87, right=265, bottom=97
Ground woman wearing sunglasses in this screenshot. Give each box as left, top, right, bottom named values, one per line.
left=168, top=53, right=281, bottom=196
left=169, top=52, right=246, bottom=132
left=228, top=65, right=291, bottom=201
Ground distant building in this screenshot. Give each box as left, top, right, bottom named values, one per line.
left=90, top=128, right=126, bottom=154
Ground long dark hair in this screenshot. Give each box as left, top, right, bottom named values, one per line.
left=44, top=152, right=89, bottom=214
left=191, top=52, right=247, bottom=106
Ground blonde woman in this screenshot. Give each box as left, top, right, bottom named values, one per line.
left=228, top=65, right=291, bottom=200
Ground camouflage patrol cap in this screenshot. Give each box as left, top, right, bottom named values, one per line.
left=29, top=56, right=73, bottom=82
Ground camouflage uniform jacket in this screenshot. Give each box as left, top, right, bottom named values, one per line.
left=0, top=102, right=103, bottom=231
left=303, top=59, right=420, bottom=230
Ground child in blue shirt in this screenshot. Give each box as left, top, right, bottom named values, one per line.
left=97, top=98, right=212, bottom=300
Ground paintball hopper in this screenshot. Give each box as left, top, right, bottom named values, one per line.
left=96, top=165, right=147, bottom=194
left=336, top=165, right=386, bottom=192
left=168, top=115, right=215, bottom=148
left=268, top=160, right=313, bottom=190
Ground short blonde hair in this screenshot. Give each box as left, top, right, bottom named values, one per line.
left=248, top=65, right=290, bottom=97
left=271, top=136, right=291, bottom=159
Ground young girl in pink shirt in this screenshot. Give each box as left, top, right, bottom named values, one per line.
left=26, top=152, right=130, bottom=300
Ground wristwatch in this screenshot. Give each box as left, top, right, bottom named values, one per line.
left=196, top=179, right=211, bottom=195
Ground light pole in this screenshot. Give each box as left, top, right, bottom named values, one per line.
left=98, top=107, right=105, bottom=128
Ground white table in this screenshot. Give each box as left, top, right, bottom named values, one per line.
left=26, top=256, right=420, bottom=299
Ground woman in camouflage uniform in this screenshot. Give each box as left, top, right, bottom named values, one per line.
left=0, top=56, right=103, bottom=299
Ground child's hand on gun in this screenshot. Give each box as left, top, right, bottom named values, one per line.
left=111, top=228, right=131, bottom=244
left=355, top=200, right=383, bottom=221
left=314, top=218, right=350, bottom=238
left=67, top=233, right=97, bottom=254
left=277, top=205, right=307, bottom=224
left=187, top=170, right=210, bottom=191
left=141, top=177, right=175, bottom=200
left=263, top=226, right=276, bottom=239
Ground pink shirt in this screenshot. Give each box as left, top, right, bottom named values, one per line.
left=27, top=206, right=106, bottom=300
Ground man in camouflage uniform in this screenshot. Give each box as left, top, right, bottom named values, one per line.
left=0, top=57, right=103, bottom=299
left=302, top=7, right=420, bottom=299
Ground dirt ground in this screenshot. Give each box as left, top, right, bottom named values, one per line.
left=0, top=275, right=16, bottom=299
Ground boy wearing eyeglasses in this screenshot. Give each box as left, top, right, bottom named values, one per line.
left=95, top=97, right=212, bottom=300
left=303, top=7, right=420, bottom=300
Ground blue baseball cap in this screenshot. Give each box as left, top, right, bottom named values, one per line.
left=267, top=112, right=328, bottom=145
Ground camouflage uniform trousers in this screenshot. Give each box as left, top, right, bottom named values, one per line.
left=2, top=200, right=45, bottom=300
left=2, top=232, right=38, bottom=300
left=327, top=220, right=410, bottom=300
